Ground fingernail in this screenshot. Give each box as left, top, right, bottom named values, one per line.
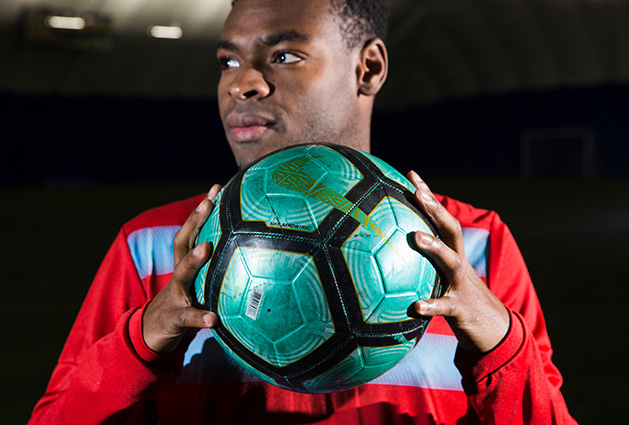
left=409, top=170, right=421, bottom=185
left=208, top=185, right=220, bottom=201
left=416, top=300, right=429, bottom=315
left=204, top=312, right=217, bottom=327
left=417, top=232, right=433, bottom=247
left=193, top=243, right=204, bottom=255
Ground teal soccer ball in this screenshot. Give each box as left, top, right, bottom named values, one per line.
left=194, top=144, right=441, bottom=393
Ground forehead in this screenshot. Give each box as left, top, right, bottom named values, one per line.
left=221, top=0, right=342, bottom=47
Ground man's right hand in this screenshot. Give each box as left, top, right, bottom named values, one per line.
left=142, top=184, right=222, bottom=353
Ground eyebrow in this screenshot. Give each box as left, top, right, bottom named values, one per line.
left=258, top=30, right=309, bottom=47
left=217, top=39, right=238, bottom=51
left=217, top=30, right=310, bottom=52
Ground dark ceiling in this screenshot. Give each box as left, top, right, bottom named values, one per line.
left=2, top=0, right=629, bottom=109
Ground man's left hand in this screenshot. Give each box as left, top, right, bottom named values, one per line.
left=407, top=171, right=510, bottom=355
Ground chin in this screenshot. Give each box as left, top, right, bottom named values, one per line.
left=234, top=149, right=265, bottom=169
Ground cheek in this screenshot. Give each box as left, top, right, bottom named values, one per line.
left=291, top=75, right=350, bottom=115
left=217, top=81, right=228, bottom=115
left=217, top=75, right=236, bottom=117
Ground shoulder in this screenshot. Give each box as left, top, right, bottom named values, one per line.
left=434, top=193, right=502, bottom=232
left=121, top=193, right=206, bottom=235
left=113, top=194, right=205, bottom=282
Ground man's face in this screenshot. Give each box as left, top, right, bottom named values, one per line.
left=217, top=0, right=363, bottom=168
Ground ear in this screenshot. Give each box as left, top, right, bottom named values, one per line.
left=356, top=38, right=388, bottom=97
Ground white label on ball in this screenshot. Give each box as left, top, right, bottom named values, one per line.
left=245, top=288, right=264, bottom=320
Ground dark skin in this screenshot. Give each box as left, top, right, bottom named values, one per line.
left=143, top=0, right=509, bottom=356
left=216, top=0, right=382, bottom=167
left=408, top=170, right=510, bottom=354
left=142, top=184, right=220, bottom=353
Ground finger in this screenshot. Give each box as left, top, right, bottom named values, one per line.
left=208, top=184, right=222, bottom=201
left=176, top=307, right=219, bottom=329
left=413, top=297, right=457, bottom=318
left=194, top=184, right=222, bottom=246
left=171, top=242, right=212, bottom=292
left=407, top=171, right=465, bottom=254
left=183, top=184, right=221, bottom=242
left=407, top=170, right=430, bottom=193
left=413, top=231, right=463, bottom=282
left=174, top=185, right=221, bottom=263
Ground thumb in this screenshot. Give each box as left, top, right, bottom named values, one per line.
left=179, top=307, right=219, bottom=329
left=414, top=297, right=456, bottom=318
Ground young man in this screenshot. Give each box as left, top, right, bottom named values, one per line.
left=29, top=0, right=577, bottom=423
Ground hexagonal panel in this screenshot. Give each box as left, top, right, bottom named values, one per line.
left=302, top=338, right=416, bottom=392
left=217, top=247, right=251, bottom=317
left=219, top=246, right=334, bottom=368
left=302, top=347, right=366, bottom=392
left=361, top=339, right=416, bottom=367
left=248, top=277, right=303, bottom=342
left=375, top=227, right=426, bottom=294
left=368, top=292, right=420, bottom=323
left=239, top=145, right=363, bottom=231
left=340, top=246, right=385, bottom=321
left=342, top=197, right=437, bottom=324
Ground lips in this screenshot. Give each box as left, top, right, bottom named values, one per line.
left=226, top=112, right=276, bottom=143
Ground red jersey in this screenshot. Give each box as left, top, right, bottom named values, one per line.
left=28, top=194, right=577, bottom=424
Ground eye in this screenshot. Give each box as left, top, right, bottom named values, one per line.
left=218, top=56, right=241, bottom=70
left=274, top=52, right=302, bottom=64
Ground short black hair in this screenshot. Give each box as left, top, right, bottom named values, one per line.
left=331, top=0, right=390, bottom=49
left=231, top=0, right=390, bottom=49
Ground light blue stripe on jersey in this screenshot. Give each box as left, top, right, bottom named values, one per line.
left=126, top=225, right=488, bottom=281
left=461, top=227, right=489, bottom=278
left=370, top=333, right=462, bottom=391
left=184, top=328, right=212, bottom=367
left=182, top=329, right=463, bottom=390
left=127, top=225, right=181, bottom=279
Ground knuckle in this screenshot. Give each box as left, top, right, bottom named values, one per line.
left=446, top=299, right=458, bottom=317
left=450, top=219, right=462, bottom=236
left=438, top=213, right=460, bottom=236
left=176, top=308, right=190, bottom=327
left=171, top=261, right=190, bottom=283
left=451, top=258, right=465, bottom=276
left=173, top=229, right=187, bottom=247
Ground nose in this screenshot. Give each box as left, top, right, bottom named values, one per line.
left=227, top=66, right=271, bottom=100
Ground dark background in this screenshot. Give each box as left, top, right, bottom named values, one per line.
left=3, top=84, right=629, bottom=186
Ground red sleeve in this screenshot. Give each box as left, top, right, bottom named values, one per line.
left=454, top=211, right=577, bottom=424
left=28, top=229, right=183, bottom=425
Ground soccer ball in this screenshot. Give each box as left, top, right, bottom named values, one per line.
left=194, top=143, right=441, bottom=393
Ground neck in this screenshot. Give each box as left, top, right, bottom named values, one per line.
left=352, top=99, right=373, bottom=153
